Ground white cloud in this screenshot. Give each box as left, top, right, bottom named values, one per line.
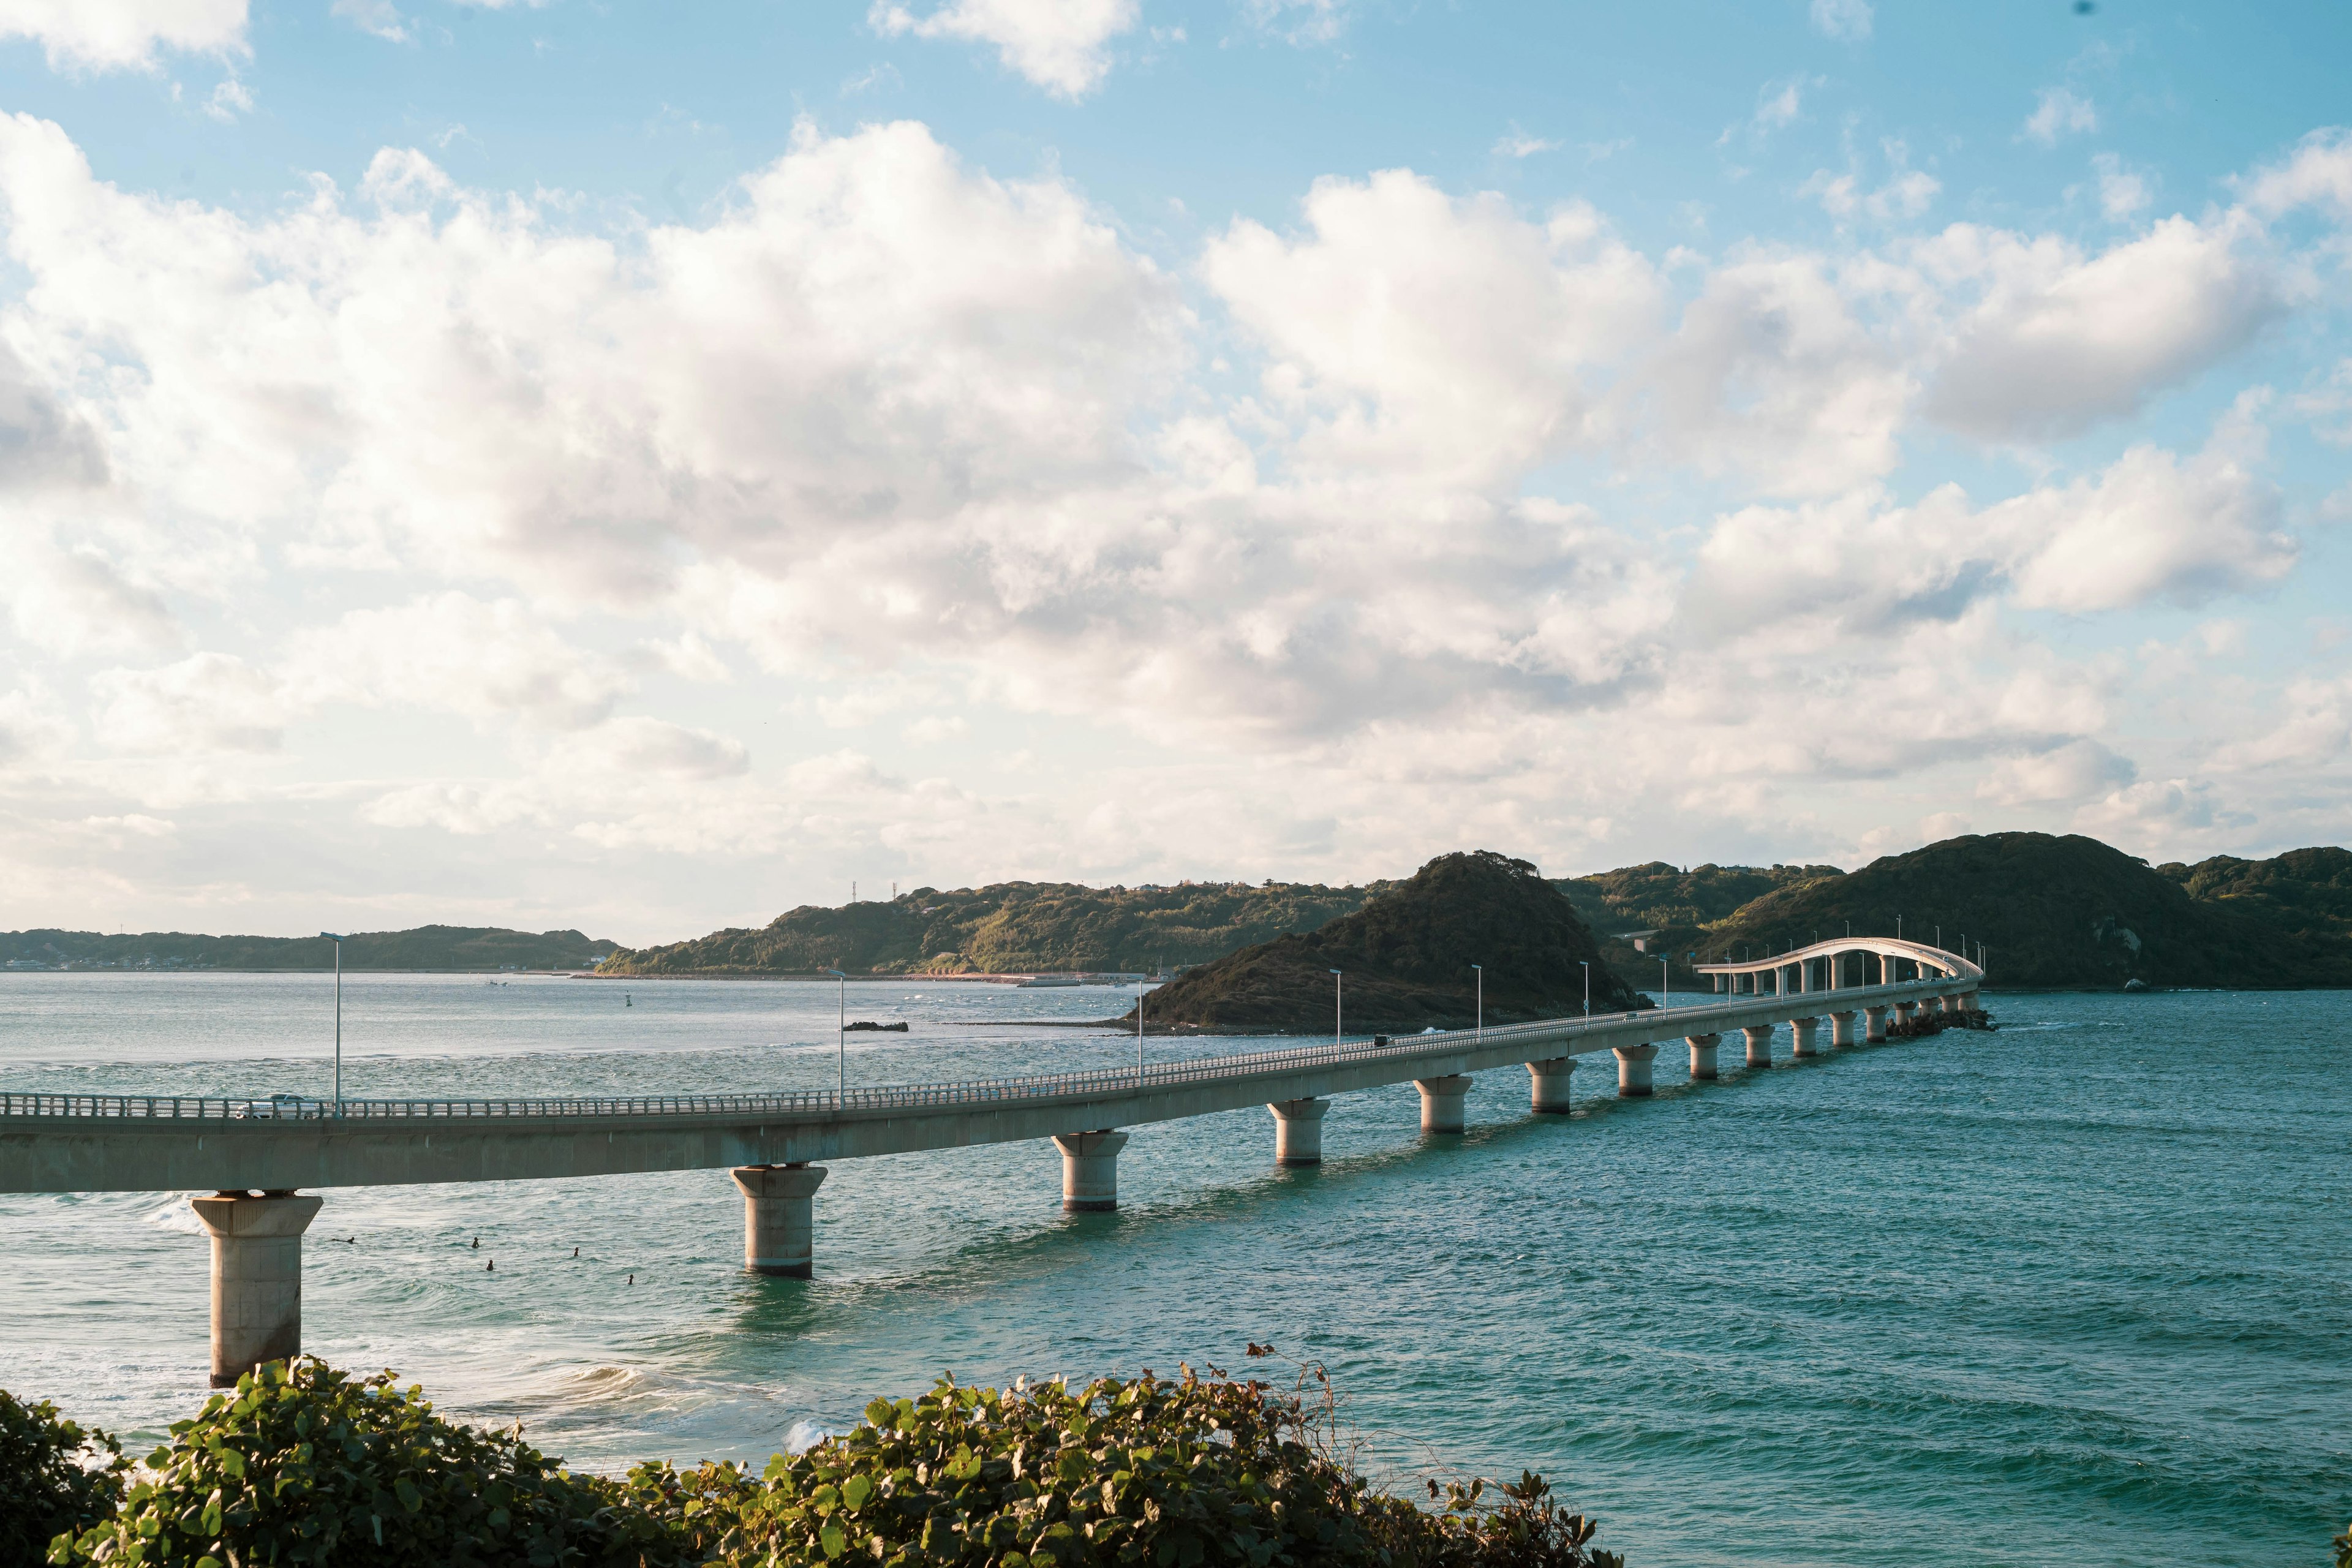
left=0, top=0, right=244, bottom=72
left=1809, top=0, right=1871, bottom=42
left=331, top=0, right=409, bottom=43
left=1725, top=77, right=1806, bottom=145
left=91, top=652, right=287, bottom=754
left=1203, top=172, right=1660, bottom=484
left=202, top=77, right=253, bottom=123
left=1801, top=145, right=1940, bottom=222
left=1493, top=130, right=1559, bottom=159
left=2240, top=129, right=2352, bottom=220
left=1977, top=739, right=2136, bottom=805
left=1919, top=214, right=2283, bottom=441
left=1240, top=0, right=1346, bottom=46
left=869, top=0, right=1139, bottom=98
left=2021, top=86, right=2096, bottom=146
left=289, top=595, right=634, bottom=730
left=2091, top=152, right=2149, bottom=219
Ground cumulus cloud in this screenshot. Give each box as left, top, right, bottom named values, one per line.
left=0, top=0, right=244, bottom=72
left=1919, top=214, right=2284, bottom=441
left=2240, top=129, right=2352, bottom=220
left=869, top=0, right=1139, bottom=97
left=0, top=110, right=2345, bottom=900
left=1203, top=172, right=1660, bottom=483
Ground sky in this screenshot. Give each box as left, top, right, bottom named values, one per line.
left=0, top=0, right=2346, bottom=944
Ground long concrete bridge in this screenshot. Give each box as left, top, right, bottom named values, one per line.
left=0, top=941, right=1981, bottom=1385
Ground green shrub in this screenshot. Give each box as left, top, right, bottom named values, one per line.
left=614, top=1366, right=1619, bottom=1568
left=1, top=1387, right=127, bottom=1563
left=47, top=1359, right=679, bottom=1568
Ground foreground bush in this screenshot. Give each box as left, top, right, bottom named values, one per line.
left=26, top=1359, right=1619, bottom=1568
left=1, top=1388, right=127, bottom=1563
left=617, top=1366, right=1619, bottom=1568
left=48, top=1360, right=676, bottom=1567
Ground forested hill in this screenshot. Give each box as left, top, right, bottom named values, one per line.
left=1120, top=851, right=1642, bottom=1032
left=600, top=880, right=1379, bottom=976
left=0, top=925, right=618, bottom=972
left=1656, top=834, right=2352, bottom=990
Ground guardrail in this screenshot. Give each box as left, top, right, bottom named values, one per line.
left=0, top=981, right=1966, bottom=1125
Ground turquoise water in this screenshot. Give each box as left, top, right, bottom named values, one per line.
left=1, top=974, right=2345, bottom=1565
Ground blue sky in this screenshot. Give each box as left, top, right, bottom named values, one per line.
left=0, top=0, right=2346, bottom=943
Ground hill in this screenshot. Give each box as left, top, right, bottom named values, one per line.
left=0, top=925, right=619, bottom=973
left=1120, top=851, right=1642, bottom=1032
left=2158, top=847, right=2352, bottom=944
left=1556, top=861, right=1844, bottom=934
left=600, top=880, right=1378, bottom=976
left=1692, top=832, right=2352, bottom=989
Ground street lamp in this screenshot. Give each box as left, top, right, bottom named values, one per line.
left=1329, top=969, right=1343, bottom=1046
left=1136, top=975, right=1145, bottom=1084
left=319, top=932, right=344, bottom=1113
left=1579, top=960, right=1589, bottom=1019
left=1660, top=956, right=1669, bottom=1013
left=826, top=968, right=847, bottom=1101
left=1471, top=963, right=1482, bottom=1042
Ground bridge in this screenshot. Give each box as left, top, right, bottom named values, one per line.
left=0, top=941, right=1981, bottom=1387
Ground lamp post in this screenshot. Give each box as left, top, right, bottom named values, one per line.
left=1660, top=957, right=1669, bottom=1012
left=1136, top=976, right=1145, bottom=1084
left=1471, top=963, right=1482, bottom=1042
left=826, top=968, right=847, bottom=1101
left=1579, top=960, right=1589, bottom=1018
left=319, top=932, right=344, bottom=1113
left=1329, top=969, right=1343, bottom=1046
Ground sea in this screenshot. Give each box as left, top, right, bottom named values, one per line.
left=0, top=973, right=2344, bottom=1566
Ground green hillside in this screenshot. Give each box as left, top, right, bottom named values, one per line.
left=1556, top=861, right=1844, bottom=933
left=1692, top=833, right=2352, bottom=989
left=1121, top=851, right=1643, bottom=1032
left=600, top=880, right=1379, bottom=976
left=0, top=925, right=618, bottom=972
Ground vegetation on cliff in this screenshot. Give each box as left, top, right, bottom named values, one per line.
left=0, top=925, right=617, bottom=973
left=1123, top=852, right=1641, bottom=1033
left=30, top=1357, right=1623, bottom=1568
left=1689, top=832, right=2352, bottom=989
left=601, top=881, right=1378, bottom=976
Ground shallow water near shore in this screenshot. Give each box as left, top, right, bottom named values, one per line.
left=1, top=973, right=2345, bottom=1566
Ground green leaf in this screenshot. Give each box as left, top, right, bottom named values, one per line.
left=821, top=1523, right=848, bottom=1558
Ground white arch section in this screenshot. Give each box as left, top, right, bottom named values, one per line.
left=1694, top=937, right=1983, bottom=994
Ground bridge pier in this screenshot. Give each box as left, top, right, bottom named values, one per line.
left=1743, top=1025, right=1775, bottom=1069
left=1686, top=1033, right=1721, bottom=1080
left=1828, top=1010, right=1858, bottom=1047
left=190, top=1190, right=322, bottom=1389
left=733, top=1163, right=827, bottom=1277
left=1613, top=1044, right=1657, bottom=1097
left=1789, top=1017, right=1822, bottom=1059
left=1526, top=1058, right=1577, bottom=1114
left=1054, top=1131, right=1127, bottom=1211
left=1415, top=1076, right=1472, bottom=1134
left=1864, top=1005, right=1888, bottom=1042
left=1267, top=1098, right=1328, bottom=1165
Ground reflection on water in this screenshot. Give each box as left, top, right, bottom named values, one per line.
left=2, top=975, right=2347, bottom=1567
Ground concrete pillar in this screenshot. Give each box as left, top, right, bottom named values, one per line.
left=1864, top=1005, right=1888, bottom=1042
left=732, top=1163, right=827, bottom=1277
left=1789, top=1017, right=1822, bottom=1058
left=1613, top=1043, right=1658, bottom=1097
left=1743, top=1024, right=1775, bottom=1069
left=1267, top=1098, right=1329, bottom=1165
left=190, top=1191, right=323, bottom=1389
left=1686, top=1033, right=1722, bottom=1080
left=1415, top=1076, right=1472, bottom=1134
left=1526, top=1058, right=1577, bottom=1115
left=1054, top=1130, right=1128, bottom=1211
left=1828, top=1010, right=1858, bottom=1047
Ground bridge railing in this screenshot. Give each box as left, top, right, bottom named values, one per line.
left=0, top=981, right=1964, bottom=1125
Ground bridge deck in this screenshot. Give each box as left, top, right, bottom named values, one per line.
left=0, top=974, right=1976, bottom=1194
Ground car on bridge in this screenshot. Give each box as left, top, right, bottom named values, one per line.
left=229, top=1093, right=333, bottom=1120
